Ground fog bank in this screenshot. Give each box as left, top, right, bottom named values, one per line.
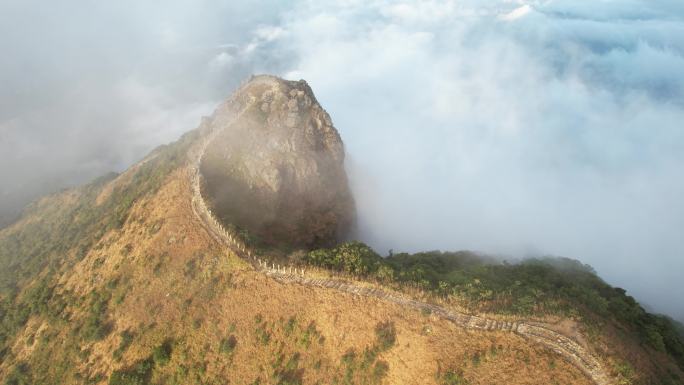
left=1, top=0, right=683, bottom=320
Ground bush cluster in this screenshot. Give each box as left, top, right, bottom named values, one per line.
left=304, top=242, right=382, bottom=276
left=304, top=242, right=684, bottom=369
left=0, top=131, right=199, bottom=384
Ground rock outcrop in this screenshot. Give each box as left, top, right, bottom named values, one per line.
left=199, top=75, right=355, bottom=249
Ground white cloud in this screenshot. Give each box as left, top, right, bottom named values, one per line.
left=254, top=25, right=286, bottom=41
left=246, top=0, right=684, bottom=319
left=209, top=52, right=234, bottom=69
left=500, top=4, right=532, bottom=21
left=1, top=0, right=683, bottom=320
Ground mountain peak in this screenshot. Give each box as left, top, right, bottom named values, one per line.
left=199, top=75, right=355, bottom=249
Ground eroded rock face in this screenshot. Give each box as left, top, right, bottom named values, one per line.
left=199, top=75, right=355, bottom=249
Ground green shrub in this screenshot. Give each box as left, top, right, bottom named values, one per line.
left=471, top=352, right=481, bottom=366
left=152, top=340, right=173, bottom=366
left=341, top=349, right=356, bottom=366
left=298, top=322, right=319, bottom=348
left=643, top=324, right=666, bottom=352
left=4, top=362, right=32, bottom=385
left=192, top=318, right=202, bottom=330
left=284, top=317, right=297, bottom=336
left=360, top=347, right=378, bottom=369
left=376, top=265, right=395, bottom=282
left=80, top=291, right=111, bottom=341
left=256, top=326, right=270, bottom=345
left=442, top=370, right=469, bottom=385
left=372, top=361, right=389, bottom=381
left=375, top=321, right=396, bottom=351
left=109, top=358, right=153, bottom=385
left=271, top=352, right=302, bottom=385
left=219, top=336, right=237, bottom=355
left=113, top=330, right=134, bottom=361
left=305, top=242, right=381, bottom=276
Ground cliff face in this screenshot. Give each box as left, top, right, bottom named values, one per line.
left=199, top=75, right=355, bottom=249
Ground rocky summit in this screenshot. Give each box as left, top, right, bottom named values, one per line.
left=199, top=75, right=355, bottom=249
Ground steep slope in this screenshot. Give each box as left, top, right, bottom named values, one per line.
left=0, top=75, right=682, bottom=385
left=0, top=155, right=594, bottom=385
left=199, top=75, right=355, bottom=250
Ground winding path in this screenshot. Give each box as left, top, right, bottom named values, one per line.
left=186, top=82, right=612, bottom=385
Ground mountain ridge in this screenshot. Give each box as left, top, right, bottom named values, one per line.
left=0, top=75, right=682, bottom=385
left=188, top=87, right=612, bottom=384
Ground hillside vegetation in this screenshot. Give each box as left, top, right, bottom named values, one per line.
left=302, top=243, right=684, bottom=374
left=1, top=76, right=684, bottom=385
left=0, top=132, right=594, bottom=385
left=0, top=132, right=198, bottom=376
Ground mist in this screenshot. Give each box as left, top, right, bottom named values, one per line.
left=0, top=0, right=289, bottom=225
left=1, top=0, right=683, bottom=321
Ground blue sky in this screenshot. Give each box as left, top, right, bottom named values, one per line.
left=1, top=0, right=683, bottom=319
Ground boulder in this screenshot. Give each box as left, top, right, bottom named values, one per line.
left=200, top=75, right=355, bottom=249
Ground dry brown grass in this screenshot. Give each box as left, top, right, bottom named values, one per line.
left=3, top=160, right=667, bottom=385
left=46, top=166, right=592, bottom=384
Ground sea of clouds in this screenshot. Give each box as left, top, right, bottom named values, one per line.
left=1, top=0, right=683, bottom=319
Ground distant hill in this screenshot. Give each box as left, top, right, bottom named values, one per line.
left=0, top=75, right=682, bottom=385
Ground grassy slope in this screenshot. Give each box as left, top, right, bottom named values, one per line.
left=0, top=131, right=198, bottom=381
left=302, top=244, right=684, bottom=384
left=0, top=130, right=681, bottom=385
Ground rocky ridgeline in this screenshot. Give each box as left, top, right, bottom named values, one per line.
left=187, top=76, right=612, bottom=385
